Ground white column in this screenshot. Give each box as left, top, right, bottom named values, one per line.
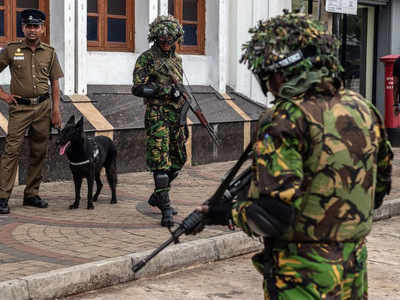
left=148, top=0, right=159, bottom=47
left=76, top=0, right=87, bottom=95
left=269, top=0, right=291, bottom=17
left=250, top=0, right=269, bottom=104
left=149, top=0, right=158, bottom=23
left=234, top=0, right=253, bottom=99
left=217, top=0, right=227, bottom=93
left=50, top=0, right=75, bottom=95
left=158, top=0, right=169, bottom=16
left=206, top=0, right=220, bottom=91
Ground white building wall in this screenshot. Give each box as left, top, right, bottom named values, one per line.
left=50, top=0, right=75, bottom=95
left=0, top=0, right=291, bottom=103
left=226, top=0, right=290, bottom=105
left=76, top=0, right=87, bottom=94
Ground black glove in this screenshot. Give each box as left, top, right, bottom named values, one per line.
left=170, top=86, right=181, bottom=101
left=204, top=202, right=233, bottom=226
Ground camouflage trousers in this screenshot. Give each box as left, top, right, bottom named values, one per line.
left=252, top=239, right=368, bottom=300
left=145, top=104, right=187, bottom=171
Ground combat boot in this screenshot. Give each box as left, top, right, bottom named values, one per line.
left=158, top=191, right=174, bottom=227
left=0, top=198, right=10, bottom=214
left=167, top=169, right=179, bottom=185
left=148, top=171, right=177, bottom=215
left=152, top=172, right=174, bottom=227
left=148, top=193, right=177, bottom=215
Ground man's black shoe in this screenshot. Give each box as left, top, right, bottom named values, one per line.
left=0, top=198, right=10, bottom=214
left=23, top=196, right=48, bottom=208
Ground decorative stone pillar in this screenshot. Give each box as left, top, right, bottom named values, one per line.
left=50, top=0, right=75, bottom=95
left=76, top=0, right=87, bottom=95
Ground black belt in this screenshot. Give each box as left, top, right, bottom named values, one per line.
left=15, top=92, right=49, bottom=105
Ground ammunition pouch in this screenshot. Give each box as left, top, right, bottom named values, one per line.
left=246, top=198, right=295, bottom=238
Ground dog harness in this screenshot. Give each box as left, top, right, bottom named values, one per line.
left=69, top=138, right=100, bottom=166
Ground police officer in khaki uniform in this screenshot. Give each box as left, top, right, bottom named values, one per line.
left=0, top=9, right=64, bottom=214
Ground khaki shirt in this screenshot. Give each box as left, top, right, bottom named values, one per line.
left=0, top=40, right=64, bottom=98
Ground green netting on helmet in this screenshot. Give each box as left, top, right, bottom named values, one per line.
left=148, top=15, right=184, bottom=44
left=240, top=11, right=343, bottom=98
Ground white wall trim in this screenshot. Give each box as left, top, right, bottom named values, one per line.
left=76, top=0, right=87, bottom=95
left=50, top=0, right=75, bottom=95
left=218, top=0, right=227, bottom=93
left=158, top=0, right=169, bottom=15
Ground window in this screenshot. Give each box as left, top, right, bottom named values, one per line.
left=168, top=0, right=205, bottom=55
left=87, top=0, right=134, bottom=52
left=0, top=0, right=49, bottom=46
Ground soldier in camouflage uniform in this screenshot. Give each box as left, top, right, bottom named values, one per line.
left=197, top=12, right=393, bottom=299
left=132, top=15, right=187, bottom=227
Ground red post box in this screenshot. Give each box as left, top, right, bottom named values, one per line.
left=380, top=54, right=400, bottom=146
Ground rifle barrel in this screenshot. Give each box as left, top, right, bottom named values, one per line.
left=132, top=227, right=185, bottom=273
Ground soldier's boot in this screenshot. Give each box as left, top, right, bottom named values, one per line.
left=152, top=172, right=174, bottom=227
left=159, top=191, right=174, bottom=228
left=167, top=169, right=179, bottom=186
left=148, top=171, right=177, bottom=215
left=0, top=198, right=10, bottom=214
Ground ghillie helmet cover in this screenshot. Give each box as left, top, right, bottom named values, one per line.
left=240, top=11, right=343, bottom=97
left=148, top=15, right=184, bottom=45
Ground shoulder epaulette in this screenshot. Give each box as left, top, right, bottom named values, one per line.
left=7, top=40, right=23, bottom=46
left=40, top=42, right=54, bottom=50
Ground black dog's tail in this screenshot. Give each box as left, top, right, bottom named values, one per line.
left=105, top=144, right=118, bottom=187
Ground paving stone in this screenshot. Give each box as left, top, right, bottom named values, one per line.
left=0, top=152, right=399, bottom=299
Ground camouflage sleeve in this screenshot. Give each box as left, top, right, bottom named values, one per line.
left=370, top=105, right=393, bottom=209
left=132, top=51, right=172, bottom=98
left=232, top=102, right=309, bottom=237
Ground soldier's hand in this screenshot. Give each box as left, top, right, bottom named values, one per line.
left=51, top=108, right=62, bottom=128
left=0, top=93, right=17, bottom=105
left=196, top=203, right=233, bottom=226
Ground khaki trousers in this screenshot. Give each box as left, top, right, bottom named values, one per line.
left=0, top=99, right=51, bottom=199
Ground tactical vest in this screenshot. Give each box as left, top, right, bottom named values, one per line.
left=283, top=89, right=381, bottom=242
left=144, top=47, right=184, bottom=110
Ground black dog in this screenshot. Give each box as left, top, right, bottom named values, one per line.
left=57, top=116, right=117, bottom=209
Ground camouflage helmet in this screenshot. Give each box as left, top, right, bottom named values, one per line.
left=240, top=11, right=343, bottom=97
left=148, top=15, right=184, bottom=44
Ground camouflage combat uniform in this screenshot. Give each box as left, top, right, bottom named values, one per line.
left=133, top=45, right=187, bottom=171
left=231, top=12, right=393, bottom=299
left=131, top=15, right=186, bottom=227
left=233, top=88, right=392, bottom=299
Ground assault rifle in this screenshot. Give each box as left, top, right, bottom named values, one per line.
left=176, top=83, right=221, bottom=147
left=164, top=63, right=220, bottom=147
left=132, top=143, right=253, bottom=273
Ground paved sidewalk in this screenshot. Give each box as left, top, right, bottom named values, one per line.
left=0, top=160, right=240, bottom=282
left=0, top=148, right=400, bottom=299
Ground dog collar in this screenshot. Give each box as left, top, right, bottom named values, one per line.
left=69, top=160, right=90, bottom=166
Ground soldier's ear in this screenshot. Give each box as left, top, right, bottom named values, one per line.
left=76, top=117, right=84, bottom=131
left=67, top=115, right=75, bottom=125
